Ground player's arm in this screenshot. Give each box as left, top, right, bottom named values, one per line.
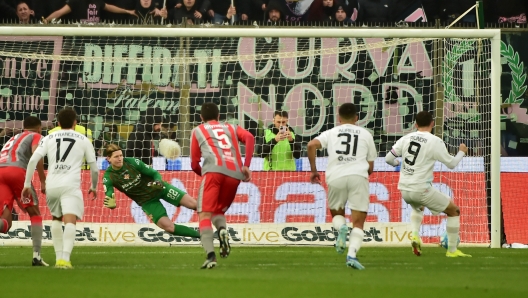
left=308, top=131, right=328, bottom=184
left=84, top=139, right=99, bottom=193
left=30, top=135, right=46, bottom=191
left=22, top=138, right=48, bottom=198
left=236, top=126, right=255, bottom=167
left=102, top=173, right=116, bottom=209
left=385, top=138, right=403, bottom=167
left=190, top=130, right=202, bottom=176
left=133, top=158, right=163, bottom=181
left=436, top=141, right=467, bottom=169
left=367, top=135, right=377, bottom=176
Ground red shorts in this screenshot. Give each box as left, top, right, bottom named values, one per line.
left=0, top=167, right=37, bottom=212
left=197, top=173, right=241, bottom=213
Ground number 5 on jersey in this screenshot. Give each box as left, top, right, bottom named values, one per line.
left=212, top=128, right=232, bottom=149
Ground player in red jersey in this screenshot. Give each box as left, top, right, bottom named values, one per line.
left=190, top=102, right=254, bottom=269
left=0, top=116, right=48, bottom=266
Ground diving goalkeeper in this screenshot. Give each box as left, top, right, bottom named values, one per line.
left=102, top=144, right=199, bottom=238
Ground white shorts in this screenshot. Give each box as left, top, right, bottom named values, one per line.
left=401, top=187, right=451, bottom=215
left=327, top=175, right=369, bottom=212
left=46, top=187, right=84, bottom=219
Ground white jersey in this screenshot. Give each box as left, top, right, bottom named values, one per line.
left=315, top=124, right=377, bottom=183
left=391, top=131, right=458, bottom=192
left=34, top=130, right=96, bottom=189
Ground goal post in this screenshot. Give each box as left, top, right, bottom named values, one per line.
left=0, top=27, right=502, bottom=248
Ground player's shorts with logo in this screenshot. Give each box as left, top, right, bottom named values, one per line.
left=400, top=186, right=451, bottom=215
left=46, top=186, right=84, bottom=219
left=327, top=175, right=370, bottom=212
left=141, top=182, right=186, bottom=224
left=197, top=172, right=240, bottom=214
left=0, top=167, right=38, bottom=211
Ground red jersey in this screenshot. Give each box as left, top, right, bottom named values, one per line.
left=190, top=121, right=255, bottom=180
left=0, top=131, right=41, bottom=170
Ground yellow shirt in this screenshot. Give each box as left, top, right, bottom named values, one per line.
left=48, top=125, right=93, bottom=169
left=48, top=125, right=93, bottom=141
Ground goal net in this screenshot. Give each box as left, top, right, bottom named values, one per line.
left=0, top=27, right=502, bottom=247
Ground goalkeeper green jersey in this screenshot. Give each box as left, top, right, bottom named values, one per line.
left=103, top=157, right=164, bottom=206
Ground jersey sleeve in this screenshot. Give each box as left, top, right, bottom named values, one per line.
left=236, top=126, right=255, bottom=167
left=31, top=134, right=42, bottom=147
left=190, top=129, right=202, bottom=176
left=84, top=138, right=97, bottom=163
left=33, top=136, right=49, bottom=158
left=315, top=131, right=329, bottom=149
left=129, top=158, right=163, bottom=181
left=390, top=137, right=404, bottom=157
left=367, top=134, right=378, bottom=161
left=103, top=172, right=114, bottom=198
left=434, top=138, right=456, bottom=165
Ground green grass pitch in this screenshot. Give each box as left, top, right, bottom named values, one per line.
left=2, top=246, right=528, bottom=298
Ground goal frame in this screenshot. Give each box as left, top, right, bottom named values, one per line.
left=0, top=27, right=502, bottom=248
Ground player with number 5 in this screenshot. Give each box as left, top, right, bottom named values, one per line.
left=190, top=102, right=254, bottom=269
left=308, top=103, right=377, bottom=270
left=385, top=111, right=471, bottom=258
left=23, top=109, right=100, bottom=269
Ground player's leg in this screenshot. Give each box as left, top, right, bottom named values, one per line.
left=59, top=188, right=84, bottom=268
left=0, top=171, right=16, bottom=233
left=423, top=188, right=471, bottom=258
left=197, top=173, right=222, bottom=269
left=141, top=198, right=199, bottom=238
left=214, top=176, right=240, bottom=258
left=20, top=185, right=48, bottom=266
left=46, top=188, right=66, bottom=267
left=327, top=177, right=349, bottom=254
left=0, top=204, right=13, bottom=233
left=443, top=202, right=471, bottom=257
left=401, top=190, right=424, bottom=256
left=345, top=176, right=369, bottom=270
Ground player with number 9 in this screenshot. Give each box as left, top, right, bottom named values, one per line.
left=385, top=111, right=471, bottom=258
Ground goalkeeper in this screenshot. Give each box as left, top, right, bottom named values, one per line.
left=102, top=144, right=199, bottom=238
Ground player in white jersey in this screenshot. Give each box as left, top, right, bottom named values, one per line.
left=385, top=111, right=471, bottom=258
left=308, top=103, right=377, bottom=270
left=22, top=109, right=99, bottom=269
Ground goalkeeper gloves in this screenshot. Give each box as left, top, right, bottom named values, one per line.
left=104, top=194, right=116, bottom=209
left=147, top=181, right=164, bottom=190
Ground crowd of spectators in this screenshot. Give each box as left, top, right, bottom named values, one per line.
left=0, top=0, right=525, bottom=25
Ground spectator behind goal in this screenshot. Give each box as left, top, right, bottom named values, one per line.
left=259, top=110, right=301, bottom=171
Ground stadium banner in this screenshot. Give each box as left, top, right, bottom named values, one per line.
left=16, top=171, right=490, bottom=244
left=1, top=34, right=526, bottom=153
left=1, top=221, right=417, bottom=247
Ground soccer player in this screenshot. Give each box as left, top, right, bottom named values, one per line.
left=308, top=103, right=377, bottom=270
left=101, top=144, right=200, bottom=239
left=0, top=116, right=48, bottom=266
left=385, top=111, right=471, bottom=258
left=22, top=109, right=99, bottom=269
left=190, top=102, right=254, bottom=269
